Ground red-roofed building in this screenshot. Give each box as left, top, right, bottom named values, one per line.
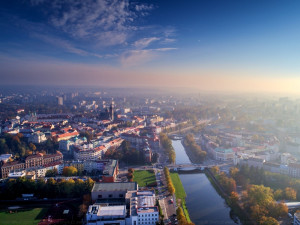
left=1, top=151, right=63, bottom=179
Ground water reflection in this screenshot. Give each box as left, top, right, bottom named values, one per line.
left=172, top=140, right=239, bottom=225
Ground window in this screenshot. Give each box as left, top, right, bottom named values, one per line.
left=109, top=194, right=113, bottom=198
left=119, top=194, right=124, bottom=198
left=98, top=195, right=102, bottom=198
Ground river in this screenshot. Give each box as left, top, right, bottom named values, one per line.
left=172, top=140, right=238, bottom=225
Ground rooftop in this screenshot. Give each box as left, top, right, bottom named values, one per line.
left=99, top=205, right=126, bottom=217
left=92, top=182, right=138, bottom=192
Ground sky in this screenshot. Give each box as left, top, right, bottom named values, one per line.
left=1, top=0, right=300, bottom=94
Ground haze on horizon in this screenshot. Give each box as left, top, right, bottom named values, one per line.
left=1, top=0, right=300, bottom=95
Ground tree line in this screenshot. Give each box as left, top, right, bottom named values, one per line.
left=176, top=207, right=194, bottom=225
left=0, top=133, right=58, bottom=157
left=0, top=177, right=95, bottom=200
left=230, top=164, right=298, bottom=201
left=211, top=166, right=237, bottom=195
left=159, top=133, right=175, bottom=164
left=164, top=167, right=175, bottom=194
left=211, top=166, right=288, bottom=225
left=183, top=133, right=206, bottom=163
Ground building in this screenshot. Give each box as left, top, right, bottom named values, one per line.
left=213, top=148, right=234, bottom=161
left=127, top=190, right=159, bottom=225
left=57, top=96, right=63, bottom=105
left=91, top=182, right=138, bottom=202
left=109, top=101, right=114, bottom=121
left=1, top=161, right=25, bottom=179
left=73, top=145, right=106, bottom=161
left=1, top=151, right=63, bottom=178
left=0, top=154, right=12, bottom=163
left=102, top=160, right=119, bottom=182
left=86, top=205, right=128, bottom=225
left=241, top=157, right=265, bottom=169
left=87, top=189, right=158, bottom=225
left=28, top=131, right=47, bottom=144
left=263, top=162, right=280, bottom=173
left=288, top=163, right=300, bottom=178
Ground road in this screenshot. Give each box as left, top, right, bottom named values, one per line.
left=154, top=167, right=177, bottom=225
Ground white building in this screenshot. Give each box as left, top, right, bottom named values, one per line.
left=213, top=148, right=234, bottom=161
left=86, top=205, right=128, bottom=225
left=87, top=189, right=158, bottom=225
left=28, top=132, right=47, bottom=144
left=73, top=145, right=106, bottom=161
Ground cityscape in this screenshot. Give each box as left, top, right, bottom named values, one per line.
left=1, top=1, right=300, bottom=225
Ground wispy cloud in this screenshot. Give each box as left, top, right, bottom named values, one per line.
left=161, top=38, right=176, bottom=44
left=134, top=37, right=160, bottom=49
left=32, top=33, right=103, bottom=58
left=121, top=48, right=176, bottom=67
left=32, top=0, right=153, bottom=47
left=6, top=0, right=177, bottom=65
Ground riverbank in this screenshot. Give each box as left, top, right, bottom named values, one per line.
left=172, top=139, right=239, bottom=224
left=170, top=172, right=192, bottom=223
left=181, top=140, right=203, bottom=164
left=205, top=169, right=253, bottom=225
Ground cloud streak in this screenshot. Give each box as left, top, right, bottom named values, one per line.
left=32, top=34, right=103, bottom=58
left=133, top=37, right=160, bottom=49
left=121, top=48, right=177, bottom=67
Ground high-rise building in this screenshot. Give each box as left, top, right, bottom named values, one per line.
left=57, top=96, right=63, bottom=105
left=109, top=101, right=114, bottom=121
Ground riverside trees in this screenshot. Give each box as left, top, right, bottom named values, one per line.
left=159, top=133, right=175, bottom=164
left=212, top=166, right=288, bottom=225
left=183, top=133, right=206, bottom=163
left=164, top=167, right=175, bottom=194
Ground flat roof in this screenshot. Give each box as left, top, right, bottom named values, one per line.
left=92, top=182, right=138, bottom=192
left=98, top=205, right=126, bottom=217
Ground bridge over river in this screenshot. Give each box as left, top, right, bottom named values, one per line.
left=166, top=162, right=232, bottom=170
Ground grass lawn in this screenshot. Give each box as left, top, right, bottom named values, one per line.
left=133, top=170, right=156, bottom=187
left=170, top=172, right=191, bottom=222
left=0, top=208, right=48, bottom=225
left=170, top=172, right=186, bottom=199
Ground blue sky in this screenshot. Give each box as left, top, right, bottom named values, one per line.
left=1, top=0, right=300, bottom=94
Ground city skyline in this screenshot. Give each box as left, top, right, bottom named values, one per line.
left=1, top=0, right=300, bottom=94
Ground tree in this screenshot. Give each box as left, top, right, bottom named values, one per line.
left=211, top=166, right=220, bottom=175
left=45, top=168, right=58, bottom=177
left=273, top=189, right=283, bottom=200
left=268, top=202, right=288, bottom=219
left=84, top=178, right=95, bottom=192
left=284, top=187, right=296, bottom=200
left=246, top=185, right=274, bottom=207
left=29, top=143, right=36, bottom=152
left=229, top=191, right=239, bottom=206
left=46, top=178, right=57, bottom=198
left=229, top=167, right=239, bottom=179
left=128, top=168, right=135, bottom=174
left=260, top=216, right=279, bottom=225
left=59, top=179, right=75, bottom=197
left=62, top=166, right=78, bottom=176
